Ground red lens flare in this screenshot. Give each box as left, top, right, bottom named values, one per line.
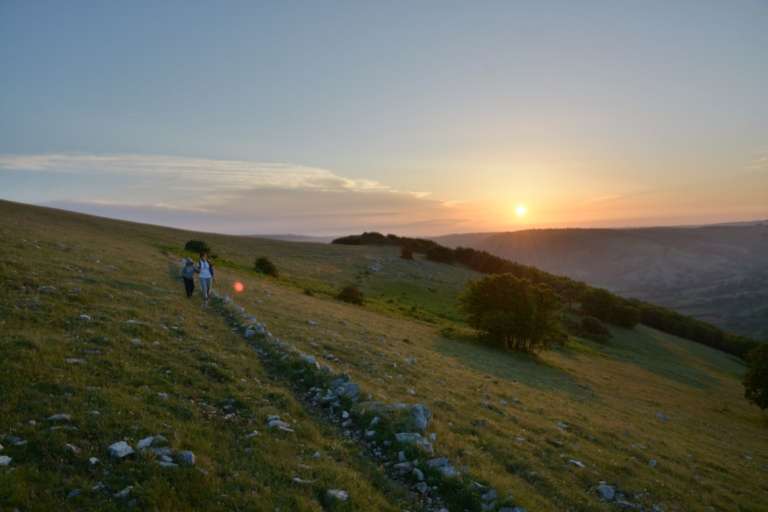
left=233, top=281, right=245, bottom=293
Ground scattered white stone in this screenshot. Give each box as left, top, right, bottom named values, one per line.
left=341, top=410, right=350, bottom=420
left=114, top=486, right=133, bottom=499
left=67, top=489, right=81, bottom=499
left=307, top=320, right=318, bottom=326
left=130, top=338, right=142, bottom=346
left=89, top=457, right=99, bottom=465
left=311, top=451, right=321, bottom=459
left=568, top=459, right=586, bottom=468
left=64, top=443, right=81, bottom=454
left=47, top=413, right=71, bottom=422
left=649, top=459, right=658, bottom=468
left=65, top=358, right=86, bottom=364
left=656, top=412, right=669, bottom=422
left=78, top=314, right=91, bottom=321
left=137, top=436, right=155, bottom=450
left=326, top=489, right=349, bottom=502
left=292, top=476, right=315, bottom=485
left=157, top=392, right=169, bottom=400
left=413, top=468, right=425, bottom=481
left=245, top=431, right=259, bottom=439
left=0, top=455, right=11, bottom=466
left=108, top=441, right=134, bottom=459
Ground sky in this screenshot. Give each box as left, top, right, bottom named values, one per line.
left=1, top=0, right=767, bottom=236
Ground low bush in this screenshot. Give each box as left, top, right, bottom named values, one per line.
left=580, top=316, right=612, bottom=342
left=254, top=257, right=278, bottom=277
left=337, top=285, right=364, bottom=305
left=184, top=240, right=211, bottom=254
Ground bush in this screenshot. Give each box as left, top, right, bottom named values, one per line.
left=459, top=274, right=560, bottom=352
left=743, top=344, right=768, bottom=410
left=582, top=289, right=639, bottom=328
left=400, top=246, right=414, bottom=260
left=580, top=316, right=612, bottom=342
left=254, top=257, right=278, bottom=277
left=426, top=246, right=455, bottom=264
left=184, top=240, right=211, bottom=254
left=337, top=285, right=364, bottom=305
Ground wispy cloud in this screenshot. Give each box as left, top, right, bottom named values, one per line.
left=0, top=153, right=477, bottom=235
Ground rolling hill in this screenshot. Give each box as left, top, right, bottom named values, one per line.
left=1, top=199, right=767, bottom=511
left=435, top=224, right=768, bottom=340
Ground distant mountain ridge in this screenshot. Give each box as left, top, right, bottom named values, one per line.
left=434, top=223, right=768, bottom=339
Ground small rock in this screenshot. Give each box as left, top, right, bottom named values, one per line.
left=245, top=431, right=259, bottom=439
left=415, top=482, right=429, bottom=494
left=65, top=358, right=86, bottom=364
left=412, top=468, right=425, bottom=481
left=597, top=483, right=615, bottom=501
left=481, top=489, right=498, bottom=502
left=395, top=432, right=433, bottom=454
left=307, top=320, right=318, bottom=326
left=398, top=451, right=407, bottom=462
left=656, top=412, right=669, bottom=422
left=0, top=455, right=11, bottom=466
left=157, top=460, right=179, bottom=468
left=89, top=457, right=99, bottom=465
left=341, top=410, right=350, bottom=420
left=78, top=314, right=91, bottom=322
left=292, top=476, right=314, bottom=484
left=67, top=489, right=81, bottom=499
left=568, top=459, right=586, bottom=468
left=649, top=459, right=657, bottom=468
left=108, top=441, right=134, bottom=459
left=326, top=489, right=349, bottom=502
left=157, top=392, right=169, bottom=400
left=64, top=443, right=81, bottom=454
left=176, top=450, right=196, bottom=465
left=130, top=338, right=142, bottom=346
left=113, top=486, right=133, bottom=499
left=137, top=436, right=155, bottom=450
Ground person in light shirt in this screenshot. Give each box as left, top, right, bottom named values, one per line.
left=196, top=252, right=215, bottom=306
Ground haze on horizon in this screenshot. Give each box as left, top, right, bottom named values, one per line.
left=1, top=1, right=766, bottom=236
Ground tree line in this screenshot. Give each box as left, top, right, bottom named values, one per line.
left=332, top=232, right=761, bottom=358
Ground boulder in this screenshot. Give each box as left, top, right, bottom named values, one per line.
left=597, top=483, right=615, bottom=501
left=427, top=457, right=459, bottom=478
left=108, top=441, right=134, bottom=459
left=395, top=432, right=433, bottom=454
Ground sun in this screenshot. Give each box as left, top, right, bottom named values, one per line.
left=515, top=203, right=527, bottom=218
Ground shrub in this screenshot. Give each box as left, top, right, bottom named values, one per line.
left=337, top=285, right=364, bottom=305
left=400, top=247, right=414, bottom=260
left=581, top=289, right=639, bottom=328
left=580, top=316, right=612, bottom=342
left=254, top=257, right=278, bottom=277
left=743, top=344, right=768, bottom=410
left=184, top=240, right=211, bottom=254
left=459, top=274, right=560, bottom=352
left=426, top=246, right=455, bottom=264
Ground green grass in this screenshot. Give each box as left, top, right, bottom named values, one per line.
left=1, top=199, right=767, bottom=511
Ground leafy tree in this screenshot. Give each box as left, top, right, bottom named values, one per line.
left=743, top=344, right=768, bottom=410
left=254, top=257, right=278, bottom=277
left=185, top=240, right=211, bottom=254
left=337, top=285, right=364, bottom=305
left=459, top=274, right=560, bottom=352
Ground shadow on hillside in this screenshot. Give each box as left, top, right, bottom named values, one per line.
left=597, top=325, right=726, bottom=390
left=433, top=334, right=594, bottom=400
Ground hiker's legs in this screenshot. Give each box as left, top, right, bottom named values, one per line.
left=183, top=278, right=194, bottom=298
left=200, top=278, right=211, bottom=304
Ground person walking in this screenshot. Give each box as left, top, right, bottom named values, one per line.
left=181, top=258, right=196, bottom=298
left=197, top=252, right=215, bottom=306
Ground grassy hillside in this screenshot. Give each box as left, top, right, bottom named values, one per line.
left=1, top=200, right=767, bottom=511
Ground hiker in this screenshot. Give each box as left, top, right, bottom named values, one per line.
left=197, top=252, right=215, bottom=306
left=181, top=258, right=195, bottom=298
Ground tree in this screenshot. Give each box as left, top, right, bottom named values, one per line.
left=185, top=240, right=211, bottom=254
left=400, top=246, right=414, bottom=260
left=337, top=285, right=364, bottom=305
left=459, top=274, right=560, bottom=352
left=254, top=257, right=278, bottom=277
left=743, top=344, right=768, bottom=410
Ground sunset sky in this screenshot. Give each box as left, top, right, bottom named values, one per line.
left=1, top=1, right=766, bottom=235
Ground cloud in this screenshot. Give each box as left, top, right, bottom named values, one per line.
left=0, top=153, right=477, bottom=235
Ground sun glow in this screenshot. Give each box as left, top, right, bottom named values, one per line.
left=515, top=204, right=527, bottom=218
